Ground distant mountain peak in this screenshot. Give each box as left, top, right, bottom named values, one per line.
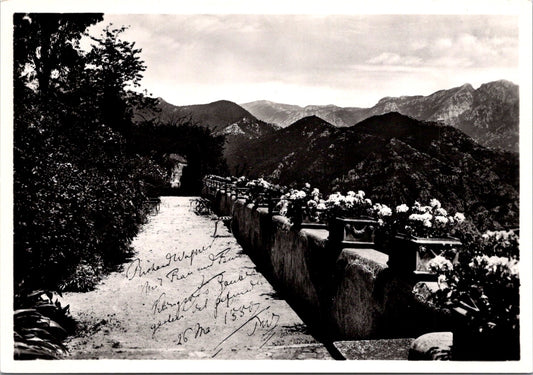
left=208, top=99, right=240, bottom=106
left=289, top=115, right=334, bottom=128
left=242, top=80, right=518, bottom=152
left=459, top=83, right=474, bottom=91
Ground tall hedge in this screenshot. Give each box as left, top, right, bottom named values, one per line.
left=13, top=14, right=167, bottom=292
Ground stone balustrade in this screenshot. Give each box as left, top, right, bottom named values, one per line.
left=204, top=185, right=453, bottom=340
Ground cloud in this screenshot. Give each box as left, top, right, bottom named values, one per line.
left=93, top=14, right=519, bottom=107
left=367, top=52, right=423, bottom=66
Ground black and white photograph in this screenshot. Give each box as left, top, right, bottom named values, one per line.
left=1, top=0, right=531, bottom=372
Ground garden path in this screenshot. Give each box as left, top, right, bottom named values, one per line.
left=62, top=196, right=331, bottom=359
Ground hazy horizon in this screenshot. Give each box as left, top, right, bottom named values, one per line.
left=160, top=79, right=517, bottom=108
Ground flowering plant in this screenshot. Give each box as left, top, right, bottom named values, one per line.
left=372, top=202, right=393, bottom=225
left=323, top=190, right=374, bottom=222
left=245, top=178, right=273, bottom=205
left=276, top=184, right=326, bottom=225
left=429, top=230, right=519, bottom=356
left=390, top=199, right=466, bottom=238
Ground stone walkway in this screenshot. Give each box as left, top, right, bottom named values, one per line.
left=63, top=197, right=331, bottom=359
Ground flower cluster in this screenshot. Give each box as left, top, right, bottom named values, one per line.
left=468, top=255, right=519, bottom=277
left=372, top=202, right=392, bottom=225
left=246, top=178, right=271, bottom=190
left=429, top=228, right=520, bottom=340
left=277, top=184, right=326, bottom=225
left=324, top=190, right=374, bottom=222
left=427, top=255, right=454, bottom=273
left=394, top=199, right=465, bottom=238
left=478, top=230, right=519, bottom=259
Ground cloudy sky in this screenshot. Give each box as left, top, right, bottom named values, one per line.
left=92, top=14, right=519, bottom=107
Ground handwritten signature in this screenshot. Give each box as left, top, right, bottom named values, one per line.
left=212, top=305, right=280, bottom=357
left=125, top=240, right=215, bottom=280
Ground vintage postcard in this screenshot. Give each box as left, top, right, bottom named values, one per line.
left=1, top=0, right=531, bottom=373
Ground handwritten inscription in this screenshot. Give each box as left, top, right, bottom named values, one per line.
left=125, top=240, right=215, bottom=280
left=175, top=323, right=211, bottom=345
left=123, top=226, right=279, bottom=356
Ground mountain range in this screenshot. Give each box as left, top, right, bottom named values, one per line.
left=135, top=82, right=519, bottom=230
left=226, top=112, right=519, bottom=231
left=150, top=98, right=279, bottom=139
left=241, top=80, right=519, bottom=152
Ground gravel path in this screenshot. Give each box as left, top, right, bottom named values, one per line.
left=63, top=197, right=331, bottom=360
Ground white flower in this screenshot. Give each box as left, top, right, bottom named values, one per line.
left=396, top=204, right=409, bottom=213
left=423, top=219, right=432, bottom=228
left=295, top=190, right=306, bottom=199
left=356, top=190, right=365, bottom=199
left=486, top=256, right=509, bottom=272
left=430, top=199, right=441, bottom=209
left=428, top=255, right=453, bottom=272
left=311, top=188, right=320, bottom=197
left=327, top=192, right=342, bottom=202
left=304, top=182, right=311, bottom=189
left=421, top=212, right=433, bottom=221
left=307, top=200, right=317, bottom=208
left=345, top=196, right=356, bottom=206
left=436, top=208, right=448, bottom=216
left=409, top=213, right=424, bottom=222
left=364, top=198, right=372, bottom=206
left=454, top=212, right=465, bottom=223
left=435, top=216, right=449, bottom=224
left=375, top=204, right=392, bottom=217
left=347, top=191, right=356, bottom=197
left=317, top=203, right=326, bottom=210
left=508, top=259, right=519, bottom=276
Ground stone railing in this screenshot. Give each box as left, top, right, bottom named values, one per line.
left=202, top=180, right=453, bottom=340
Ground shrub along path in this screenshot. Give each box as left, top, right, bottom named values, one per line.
left=63, top=197, right=331, bottom=359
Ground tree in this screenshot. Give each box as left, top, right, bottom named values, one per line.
left=83, top=25, right=160, bottom=135
left=13, top=14, right=166, bottom=292
left=14, top=13, right=103, bottom=99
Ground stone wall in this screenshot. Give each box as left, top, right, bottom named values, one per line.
left=211, top=190, right=452, bottom=340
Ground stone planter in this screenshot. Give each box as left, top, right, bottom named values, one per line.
left=451, top=308, right=520, bottom=361
left=235, top=187, right=249, bottom=200
left=388, top=234, right=461, bottom=280
left=327, top=217, right=378, bottom=248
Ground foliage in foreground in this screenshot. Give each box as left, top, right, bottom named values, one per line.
left=430, top=230, right=520, bottom=343
left=14, top=290, right=75, bottom=359
left=13, top=14, right=167, bottom=293
left=13, top=13, right=168, bottom=360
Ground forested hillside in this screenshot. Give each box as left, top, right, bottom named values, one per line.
left=226, top=112, right=519, bottom=231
